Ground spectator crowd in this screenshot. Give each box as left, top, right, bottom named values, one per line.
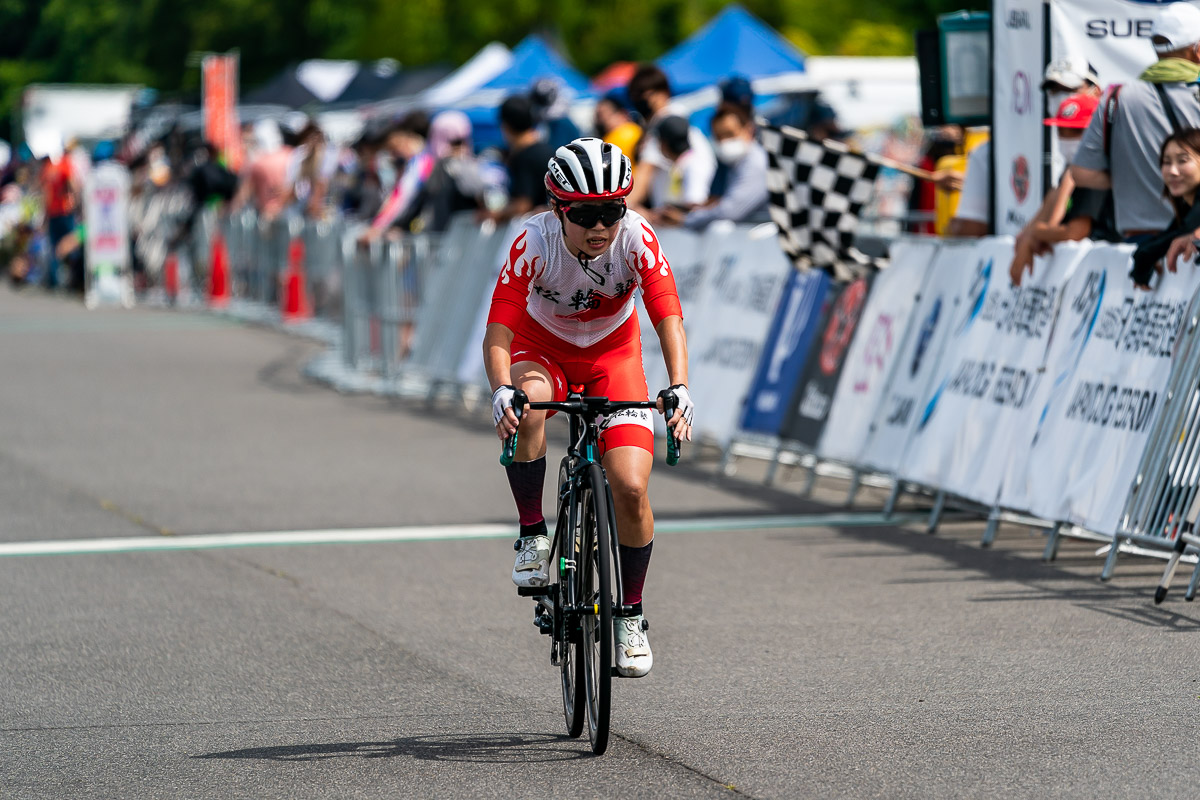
left=14, top=7, right=1200, bottom=300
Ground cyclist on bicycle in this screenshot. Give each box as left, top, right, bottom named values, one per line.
left=484, top=137, right=693, bottom=678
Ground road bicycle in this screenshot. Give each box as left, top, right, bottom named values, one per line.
left=501, top=388, right=681, bottom=754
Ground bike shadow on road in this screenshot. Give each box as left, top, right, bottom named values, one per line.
left=192, top=731, right=591, bottom=763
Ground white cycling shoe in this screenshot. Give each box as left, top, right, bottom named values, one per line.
left=614, top=615, right=652, bottom=677
left=512, top=535, right=551, bottom=588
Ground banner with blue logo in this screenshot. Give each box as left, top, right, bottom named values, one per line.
left=858, top=240, right=982, bottom=475
left=997, top=240, right=1103, bottom=512
left=739, top=268, right=830, bottom=435
left=900, top=236, right=1080, bottom=502
left=817, top=239, right=937, bottom=464
left=1024, top=243, right=1200, bottom=533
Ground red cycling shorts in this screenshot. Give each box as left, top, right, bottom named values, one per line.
left=510, top=311, right=654, bottom=457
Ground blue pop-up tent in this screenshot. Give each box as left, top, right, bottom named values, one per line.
left=478, top=35, right=590, bottom=94
left=658, top=5, right=806, bottom=94
left=459, top=35, right=591, bottom=151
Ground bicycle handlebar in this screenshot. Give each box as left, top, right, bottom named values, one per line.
left=499, top=389, right=683, bottom=466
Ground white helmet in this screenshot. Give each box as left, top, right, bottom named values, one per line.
left=545, top=137, right=633, bottom=202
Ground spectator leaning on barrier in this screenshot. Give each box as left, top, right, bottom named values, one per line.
left=593, top=90, right=642, bottom=167
left=481, top=95, right=556, bottom=224
left=1011, top=94, right=1113, bottom=285
left=233, top=119, right=292, bottom=222
left=643, top=115, right=716, bottom=226
left=401, top=110, right=483, bottom=233
left=361, top=111, right=435, bottom=243
left=1010, top=62, right=1106, bottom=283
left=624, top=63, right=716, bottom=216
left=1130, top=128, right=1200, bottom=289
left=1071, top=2, right=1200, bottom=246
left=682, top=102, right=769, bottom=230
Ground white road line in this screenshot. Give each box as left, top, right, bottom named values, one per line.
left=0, top=513, right=928, bottom=557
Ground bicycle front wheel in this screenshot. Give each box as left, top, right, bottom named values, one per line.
left=557, top=460, right=585, bottom=738
left=578, top=462, right=613, bottom=754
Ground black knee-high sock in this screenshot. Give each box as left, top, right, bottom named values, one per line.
left=504, top=456, right=546, bottom=530
left=619, top=541, right=653, bottom=607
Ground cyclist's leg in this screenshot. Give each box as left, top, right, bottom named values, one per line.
left=589, top=335, right=656, bottom=608
left=510, top=353, right=558, bottom=463
left=507, top=350, right=566, bottom=588
left=600, top=445, right=655, bottom=676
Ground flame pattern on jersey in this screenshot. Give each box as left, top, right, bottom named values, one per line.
left=488, top=209, right=683, bottom=348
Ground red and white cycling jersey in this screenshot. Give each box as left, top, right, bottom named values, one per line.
left=487, top=209, right=682, bottom=346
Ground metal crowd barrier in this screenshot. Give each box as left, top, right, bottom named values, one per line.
left=150, top=196, right=1200, bottom=601
left=1116, top=290, right=1200, bottom=597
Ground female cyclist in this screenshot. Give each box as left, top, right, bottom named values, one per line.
left=484, top=138, right=693, bottom=678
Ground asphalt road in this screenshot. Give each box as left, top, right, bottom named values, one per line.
left=2, top=285, right=1198, bottom=799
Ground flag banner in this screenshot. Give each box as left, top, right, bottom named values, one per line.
left=761, top=124, right=883, bottom=282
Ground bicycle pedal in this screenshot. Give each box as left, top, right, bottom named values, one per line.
left=517, top=586, right=551, bottom=597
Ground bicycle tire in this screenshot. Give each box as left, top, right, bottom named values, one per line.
left=557, top=460, right=585, bottom=738
left=579, top=462, right=613, bottom=754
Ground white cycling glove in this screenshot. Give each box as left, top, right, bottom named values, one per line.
left=492, top=385, right=518, bottom=427
left=661, top=384, right=694, bottom=426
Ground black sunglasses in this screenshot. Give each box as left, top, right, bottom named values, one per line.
left=560, top=201, right=627, bottom=228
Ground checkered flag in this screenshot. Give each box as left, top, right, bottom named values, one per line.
left=761, top=124, right=884, bottom=281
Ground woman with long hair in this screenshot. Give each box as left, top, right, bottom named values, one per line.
left=1131, top=127, right=1200, bottom=288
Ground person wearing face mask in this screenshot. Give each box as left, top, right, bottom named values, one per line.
left=682, top=102, right=769, bottom=230
left=1041, top=56, right=1102, bottom=115
left=1012, top=94, right=1116, bottom=285
left=1010, top=60, right=1107, bottom=282
left=623, top=64, right=716, bottom=217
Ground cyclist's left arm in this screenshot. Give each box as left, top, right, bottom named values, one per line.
left=654, top=315, right=692, bottom=441
left=631, top=220, right=692, bottom=440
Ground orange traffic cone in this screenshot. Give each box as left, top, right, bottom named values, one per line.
left=280, top=237, right=312, bottom=323
left=163, top=252, right=179, bottom=305
left=208, top=233, right=231, bottom=309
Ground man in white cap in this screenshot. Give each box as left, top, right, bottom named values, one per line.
left=1071, top=1, right=1200, bottom=249
left=1041, top=55, right=1102, bottom=110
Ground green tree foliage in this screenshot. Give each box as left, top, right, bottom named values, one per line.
left=0, top=0, right=984, bottom=138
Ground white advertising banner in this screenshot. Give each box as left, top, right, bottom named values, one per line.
left=993, top=0, right=1047, bottom=236
left=900, top=236, right=1075, bottom=503
left=859, top=240, right=981, bottom=475
left=82, top=162, right=132, bottom=308
left=685, top=227, right=790, bottom=445
left=817, top=240, right=931, bottom=463
left=1050, top=0, right=1200, bottom=90
left=956, top=240, right=1092, bottom=508
left=1024, top=244, right=1200, bottom=533
left=996, top=240, right=1099, bottom=512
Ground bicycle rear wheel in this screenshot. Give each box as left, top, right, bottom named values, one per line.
left=577, top=462, right=613, bottom=754
left=557, top=460, right=585, bottom=738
